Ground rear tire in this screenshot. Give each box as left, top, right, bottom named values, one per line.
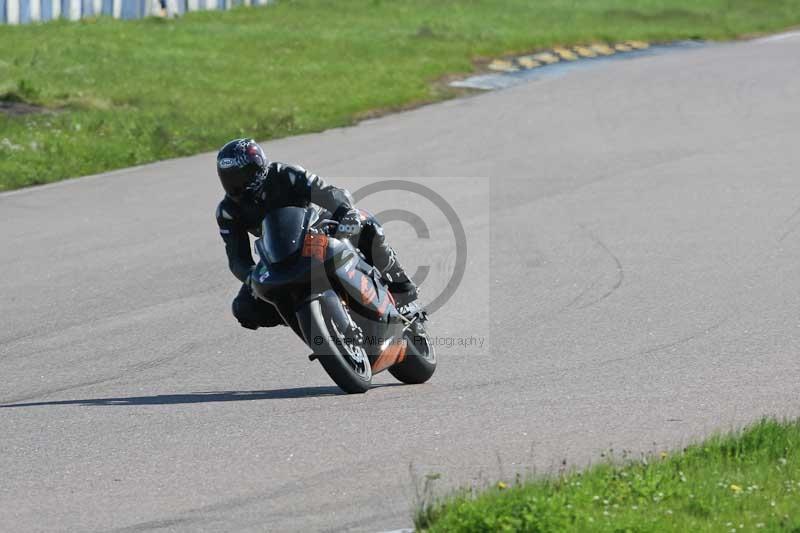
left=389, top=324, right=437, bottom=384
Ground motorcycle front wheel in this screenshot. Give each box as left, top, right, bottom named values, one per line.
left=300, top=297, right=372, bottom=394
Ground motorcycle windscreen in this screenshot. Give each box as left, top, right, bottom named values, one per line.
left=258, top=207, right=315, bottom=265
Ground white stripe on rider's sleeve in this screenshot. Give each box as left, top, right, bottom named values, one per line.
left=216, top=204, right=234, bottom=221
left=220, top=229, right=231, bottom=234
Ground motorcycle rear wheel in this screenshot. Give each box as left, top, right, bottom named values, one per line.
left=389, top=324, right=437, bottom=384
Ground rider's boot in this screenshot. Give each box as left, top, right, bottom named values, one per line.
left=386, top=265, right=418, bottom=309
left=376, top=251, right=418, bottom=309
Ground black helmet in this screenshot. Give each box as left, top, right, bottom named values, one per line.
left=216, top=138, right=269, bottom=198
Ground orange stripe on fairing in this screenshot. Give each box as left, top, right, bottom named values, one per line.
left=376, top=296, right=390, bottom=317
left=301, top=234, right=328, bottom=262
left=360, top=275, right=377, bottom=305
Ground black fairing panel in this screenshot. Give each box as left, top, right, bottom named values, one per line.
left=258, top=207, right=317, bottom=265
left=328, top=238, right=400, bottom=327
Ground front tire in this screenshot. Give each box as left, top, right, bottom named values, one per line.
left=301, top=298, right=372, bottom=394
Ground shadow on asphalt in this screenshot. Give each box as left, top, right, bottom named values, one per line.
left=0, top=385, right=402, bottom=408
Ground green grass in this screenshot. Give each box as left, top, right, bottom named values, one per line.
left=2, top=0, right=800, bottom=190
left=416, top=418, right=800, bottom=532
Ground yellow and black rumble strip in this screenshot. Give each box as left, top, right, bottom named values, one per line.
left=485, top=41, right=651, bottom=73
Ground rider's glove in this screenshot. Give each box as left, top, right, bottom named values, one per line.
left=336, top=208, right=362, bottom=238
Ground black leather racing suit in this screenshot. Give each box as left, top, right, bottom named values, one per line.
left=216, top=162, right=408, bottom=329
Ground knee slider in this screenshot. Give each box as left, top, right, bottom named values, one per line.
left=232, top=295, right=259, bottom=329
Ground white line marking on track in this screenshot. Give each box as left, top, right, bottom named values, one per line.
left=753, top=30, right=800, bottom=43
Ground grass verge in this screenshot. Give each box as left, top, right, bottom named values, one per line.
left=2, top=0, right=800, bottom=190
left=416, top=418, right=800, bottom=532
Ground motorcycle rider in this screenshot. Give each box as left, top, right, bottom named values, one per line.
left=215, top=138, right=418, bottom=330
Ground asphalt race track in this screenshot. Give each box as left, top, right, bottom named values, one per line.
left=2, top=33, right=800, bottom=532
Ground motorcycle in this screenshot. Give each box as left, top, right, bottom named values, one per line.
left=249, top=206, right=437, bottom=394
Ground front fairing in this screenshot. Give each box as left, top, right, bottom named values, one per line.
left=251, top=208, right=328, bottom=303
left=257, top=207, right=319, bottom=266
left=251, top=251, right=329, bottom=304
